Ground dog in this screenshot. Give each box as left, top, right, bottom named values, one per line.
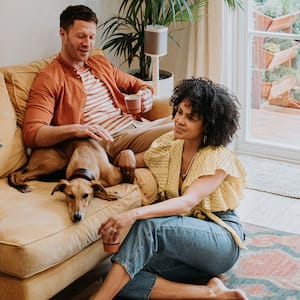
left=8, top=138, right=134, bottom=222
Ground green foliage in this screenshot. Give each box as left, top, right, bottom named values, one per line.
left=263, top=65, right=296, bottom=82
left=99, top=0, right=244, bottom=80
left=263, top=38, right=294, bottom=53
left=293, top=16, right=300, bottom=34
left=259, top=0, right=300, bottom=18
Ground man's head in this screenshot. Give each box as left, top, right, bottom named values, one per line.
left=59, top=5, right=98, bottom=68
left=60, top=5, right=98, bottom=30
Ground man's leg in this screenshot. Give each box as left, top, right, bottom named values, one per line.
left=106, top=117, right=173, bottom=157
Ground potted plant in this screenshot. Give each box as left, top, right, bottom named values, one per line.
left=99, top=0, right=244, bottom=81
left=254, top=0, right=300, bottom=32
left=262, top=37, right=299, bottom=70
left=261, top=64, right=297, bottom=99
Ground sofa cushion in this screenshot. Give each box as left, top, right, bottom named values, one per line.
left=0, top=56, right=56, bottom=128
left=0, top=179, right=141, bottom=279
left=135, top=168, right=158, bottom=205
left=0, top=73, right=27, bottom=178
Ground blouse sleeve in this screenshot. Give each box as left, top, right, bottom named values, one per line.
left=143, top=131, right=174, bottom=198
left=185, top=146, right=247, bottom=212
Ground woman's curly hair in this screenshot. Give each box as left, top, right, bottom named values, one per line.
left=170, top=77, right=240, bottom=147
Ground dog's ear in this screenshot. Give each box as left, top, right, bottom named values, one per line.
left=51, top=179, right=69, bottom=195
left=91, top=180, right=105, bottom=193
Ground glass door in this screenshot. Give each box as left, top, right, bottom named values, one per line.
left=235, top=0, right=300, bottom=163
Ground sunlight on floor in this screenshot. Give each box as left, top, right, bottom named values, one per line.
left=238, top=189, right=300, bottom=234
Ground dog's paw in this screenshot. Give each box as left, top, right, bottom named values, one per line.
left=8, top=174, right=32, bottom=193
left=17, top=184, right=32, bottom=193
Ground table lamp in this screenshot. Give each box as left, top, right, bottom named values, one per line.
left=144, top=25, right=168, bottom=97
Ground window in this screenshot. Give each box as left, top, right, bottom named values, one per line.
left=235, top=0, right=300, bottom=162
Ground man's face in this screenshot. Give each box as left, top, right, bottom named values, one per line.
left=60, top=20, right=96, bottom=65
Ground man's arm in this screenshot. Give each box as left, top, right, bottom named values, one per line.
left=34, top=123, right=113, bottom=147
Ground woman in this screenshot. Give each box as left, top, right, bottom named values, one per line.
left=93, top=77, right=248, bottom=300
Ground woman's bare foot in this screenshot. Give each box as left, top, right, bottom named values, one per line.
left=207, top=277, right=248, bottom=300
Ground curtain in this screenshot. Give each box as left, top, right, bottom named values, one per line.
left=186, top=1, right=238, bottom=89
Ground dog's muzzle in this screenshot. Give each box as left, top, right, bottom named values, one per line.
left=73, top=212, right=82, bottom=222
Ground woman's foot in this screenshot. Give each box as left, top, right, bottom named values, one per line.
left=207, top=277, right=248, bottom=300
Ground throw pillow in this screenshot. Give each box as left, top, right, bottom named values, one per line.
left=0, top=73, right=27, bottom=178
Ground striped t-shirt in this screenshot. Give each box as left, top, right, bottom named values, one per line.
left=77, top=67, right=134, bottom=135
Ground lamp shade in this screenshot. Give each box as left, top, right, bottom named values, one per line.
left=144, top=25, right=168, bottom=57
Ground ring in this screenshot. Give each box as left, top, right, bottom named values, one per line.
left=112, top=227, right=117, bottom=233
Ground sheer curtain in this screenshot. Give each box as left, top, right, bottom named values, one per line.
left=186, top=1, right=239, bottom=90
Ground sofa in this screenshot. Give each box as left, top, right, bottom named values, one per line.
left=0, top=49, right=172, bottom=300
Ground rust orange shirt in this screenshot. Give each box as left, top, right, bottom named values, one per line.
left=23, top=53, right=152, bottom=148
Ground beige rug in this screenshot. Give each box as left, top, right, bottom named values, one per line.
left=238, top=154, right=300, bottom=199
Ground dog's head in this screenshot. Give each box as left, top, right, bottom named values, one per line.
left=51, top=178, right=104, bottom=222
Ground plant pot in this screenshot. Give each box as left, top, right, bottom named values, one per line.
left=129, top=69, right=174, bottom=99
left=261, top=75, right=296, bottom=99
left=254, top=10, right=300, bottom=32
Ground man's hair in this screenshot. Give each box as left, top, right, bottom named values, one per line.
left=60, top=5, right=98, bottom=30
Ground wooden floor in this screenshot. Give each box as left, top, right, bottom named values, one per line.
left=250, top=102, right=300, bottom=148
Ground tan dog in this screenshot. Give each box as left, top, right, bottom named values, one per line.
left=8, top=138, right=131, bottom=222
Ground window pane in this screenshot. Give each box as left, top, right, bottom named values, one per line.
left=249, top=0, right=300, bottom=148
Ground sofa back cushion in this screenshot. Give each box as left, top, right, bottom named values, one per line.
left=0, top=56, right=56, bottom=128
left=0, top=73, right=27, bottom=178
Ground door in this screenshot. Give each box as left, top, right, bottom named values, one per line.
left=235, top=0, right=300, bottom=163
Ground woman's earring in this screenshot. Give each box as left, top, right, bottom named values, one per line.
left=203, top=134, right=207, bottom=145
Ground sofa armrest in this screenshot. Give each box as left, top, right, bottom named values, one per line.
left=142, top=97, right=172, bottom=121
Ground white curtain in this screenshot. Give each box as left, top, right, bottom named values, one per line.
left=186, top=1, right=239, bottom=90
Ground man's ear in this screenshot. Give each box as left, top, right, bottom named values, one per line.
left=59, top=27, right=67, bottom=39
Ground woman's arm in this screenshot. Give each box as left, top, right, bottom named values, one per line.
left=99, top=169, right=227, bottom=233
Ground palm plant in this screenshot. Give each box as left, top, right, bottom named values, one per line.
left=100, top=0, right=244, bottom=80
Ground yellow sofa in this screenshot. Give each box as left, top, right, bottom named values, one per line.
left=0, top=49, right=172, bottom=300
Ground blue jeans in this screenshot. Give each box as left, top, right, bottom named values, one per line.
left=112, top=210, right=245, bottom=300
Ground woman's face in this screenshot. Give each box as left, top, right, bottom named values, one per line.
left=173, top=99, right=204, bottom=142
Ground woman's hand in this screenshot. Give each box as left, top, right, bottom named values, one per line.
left=98, top=210, right=138, bottom=236
left=137, top=88, right=153, bottom=113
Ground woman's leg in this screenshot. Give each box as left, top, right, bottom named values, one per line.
left=150, top=276, right=248, bottom=299
left=91, top=263, right=247, bottom=300
left=93, top=214, right=246, bottom=299
left=92, top=262, right=130, bottom=300
left=115, top=215, right=242, bottom=280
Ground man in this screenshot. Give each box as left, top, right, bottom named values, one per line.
left=23, top=5, right=173, bottom=173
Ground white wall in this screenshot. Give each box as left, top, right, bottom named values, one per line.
left=0, top=0, right=186, bottom=83
left=0, top=0, right=119, bottom=66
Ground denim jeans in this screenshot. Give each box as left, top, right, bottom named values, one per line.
left=112, top=210, right=245, bottom=300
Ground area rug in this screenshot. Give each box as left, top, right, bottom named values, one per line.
left=223, top=222, right=300, bottom=300
left=238, top=154, right=300, bottom=199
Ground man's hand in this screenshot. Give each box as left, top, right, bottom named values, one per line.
left=73, top=124, right=114, bottom=142
left=137, top=88, right=153, bottom=113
